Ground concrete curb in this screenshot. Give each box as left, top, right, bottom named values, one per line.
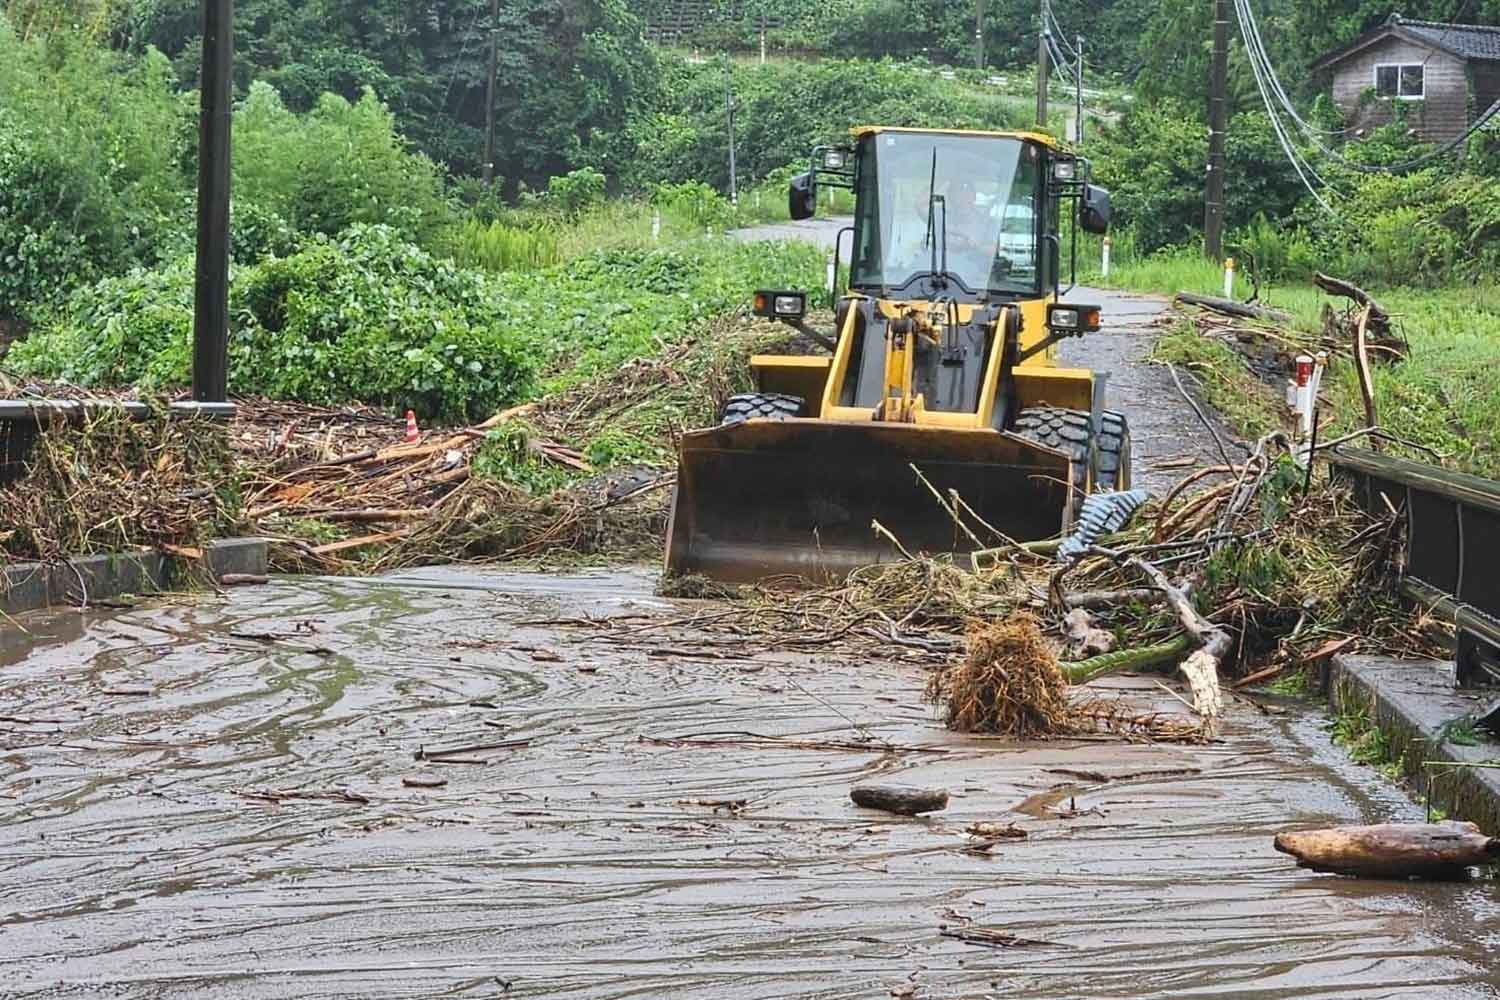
left=1, top=538, right=268, bottom=616
left=1328, top=653, right=1500, bottom=834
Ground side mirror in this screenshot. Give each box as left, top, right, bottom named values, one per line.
left=789, top=172, right=817, bottom=220
left=1079, top=184, right=1111, bottom=235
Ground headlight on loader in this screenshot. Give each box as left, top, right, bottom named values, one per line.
left=753, top=290, right=807, bottom=321
left=1047, top=303, right=1102, bottom=335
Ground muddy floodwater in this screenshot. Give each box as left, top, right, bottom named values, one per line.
left=2, top=568, right=1499, bottom=999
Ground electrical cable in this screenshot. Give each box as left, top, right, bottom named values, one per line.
left=1231, top=0, right=1336, bottom=210
left=440, top=1, right=489, bottom=113
left=1047, top=10, right=1078, bottom=60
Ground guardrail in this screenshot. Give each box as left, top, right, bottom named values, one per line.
left=1328, top=447, right=1500, bottom=686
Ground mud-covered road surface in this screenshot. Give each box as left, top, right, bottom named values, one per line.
left=4, top=569, right=1500, bottom=999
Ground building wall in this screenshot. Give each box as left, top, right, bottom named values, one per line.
left=1470, top=61, right=1500, bottom=117
left=1330, top=36, right=1470, bottom=142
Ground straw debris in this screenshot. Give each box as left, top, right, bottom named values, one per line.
left=926, top=615, right=1073, bottom=738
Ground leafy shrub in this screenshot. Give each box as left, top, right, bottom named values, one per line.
left=544, top=167, right=608, bottom=218
left=12, top=225, right=535, bottom=422
left=652, top=181, right=736, bottom=230
left=230, top=225, right=533, bottom=419
left=233, top=81, right=452, bottom=242
left=6, top=260, right=195, bottom=387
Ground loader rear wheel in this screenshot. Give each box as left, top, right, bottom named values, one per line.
left=1013, top=407, right=1132, bottom=493
left=719, top=392, right=805, bottom=426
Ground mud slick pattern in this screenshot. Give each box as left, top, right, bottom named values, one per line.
left=719, top=392, right=806, bottom=425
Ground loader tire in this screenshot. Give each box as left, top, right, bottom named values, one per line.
left=1012, top=407, right=1132, bottom=493
left=719, top=392, right=805, bottom=426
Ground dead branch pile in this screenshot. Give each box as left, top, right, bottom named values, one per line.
left=0, top=407, right=240, bottom=563
left=925, top=615, right=1073, bottom=738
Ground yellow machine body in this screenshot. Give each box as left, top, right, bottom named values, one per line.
left=666, top=127, right=1118, bottom=583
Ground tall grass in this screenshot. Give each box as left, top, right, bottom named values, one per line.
left=1080, top=238, right=1500, bottom=479
left=444, top=219, right=563, bottom=273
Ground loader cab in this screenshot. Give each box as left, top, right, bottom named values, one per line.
left=792, top=127, right=1110, bottom=305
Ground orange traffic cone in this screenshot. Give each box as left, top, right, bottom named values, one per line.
left=404, top=409, right=420, bottom=444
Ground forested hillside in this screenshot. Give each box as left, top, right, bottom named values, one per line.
left=9, top=0, right=1496, bottom=187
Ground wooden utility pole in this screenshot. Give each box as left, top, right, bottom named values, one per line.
left=1205, top=0, right=1229, bottom=259
left=975, top=0, right=985, bottom=70
left=481, top=0, right=500, bottom=186
left=192, top=0, right=232, bottom=404
left=1036, top=0, right=1050, bottom=126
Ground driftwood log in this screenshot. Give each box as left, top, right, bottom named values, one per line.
left=1275, top=822, right=1500, bottom=878
left=1175, top=291, right=1292, bottom=324
left=850, top=784, right=949, bottom=816
left=1314, top=273, right=1392, bottom=335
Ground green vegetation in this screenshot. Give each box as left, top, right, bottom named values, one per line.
left=8, top=225, right=823, bottom=421
left=1330, top=691, right=1404, bottom=781
left=1268, top=667, right=1314, bottom=697
left=1086, top=246, right=1500, bottom=480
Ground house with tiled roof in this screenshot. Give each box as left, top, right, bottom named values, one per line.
left=1311, top=14, right=1500, bottom=142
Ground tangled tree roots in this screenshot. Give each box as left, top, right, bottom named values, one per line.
left=926, top=614, right=1074, bottom=738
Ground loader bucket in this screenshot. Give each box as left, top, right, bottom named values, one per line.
left=665, top=419, right=1074, bottom=584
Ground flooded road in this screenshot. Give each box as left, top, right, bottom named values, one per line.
left=3, top=568, right=1498, bottom=998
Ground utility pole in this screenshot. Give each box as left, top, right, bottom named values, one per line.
left=726, top=65, right=737, bottom=206
left=1036, top=0, right=1050, bottom=127
left=481, top=0, right=500, bottom=186
left=1075, top=34, right=1084, bottom=144
left=192, top=0, right=232, bottom=404
left=975, top=0, right=985, bottom=71
left=1205, top=0, right=1229, bottom=259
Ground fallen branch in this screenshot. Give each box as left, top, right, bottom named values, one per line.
left=1176, top=291, right=1292, bottom=324
left=1124, top=555, right=1229, bottom=720
left=1314, top=272, right=1391, bottom=334
left=1060, top=633, right=1193, bottom=684
left=1353, top=305, right=1380, bottom=441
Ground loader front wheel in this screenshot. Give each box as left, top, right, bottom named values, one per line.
left=719, top=392, right=805, bottom=426
left=1013, top=406, right=1133, bottom=494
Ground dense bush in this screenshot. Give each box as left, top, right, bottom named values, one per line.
left=0, top=26, right=191, bottom=322
left=1089, top=103, right=1306, bottom=255
left=5, top=224, right=827, bottom=419
left=233, top=82, right=452, bottom=242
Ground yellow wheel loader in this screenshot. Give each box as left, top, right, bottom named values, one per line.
left=666, top=126, right=1129, bottom=583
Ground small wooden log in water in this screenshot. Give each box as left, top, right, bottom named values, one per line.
left=1274, top=822, right=1500, bottom=878
left=850, top=784, right=949, bottom=816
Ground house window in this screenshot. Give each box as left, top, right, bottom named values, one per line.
left=1374, top=63, right=1425, bottom=99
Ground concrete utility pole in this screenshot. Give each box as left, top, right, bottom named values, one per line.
left=481, top=0, right=500, bottom=186
left=1205, top=0, right=1229, bottom=259
left=726, top=65, right=737, bottom=206
left=1075, top=34, right=1084, bottom=143
left=1036, top=0, right=1050, bottom=126
left=975, top=0, right=985, bottom=71
left=192, top=0, right=232, bottom=403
